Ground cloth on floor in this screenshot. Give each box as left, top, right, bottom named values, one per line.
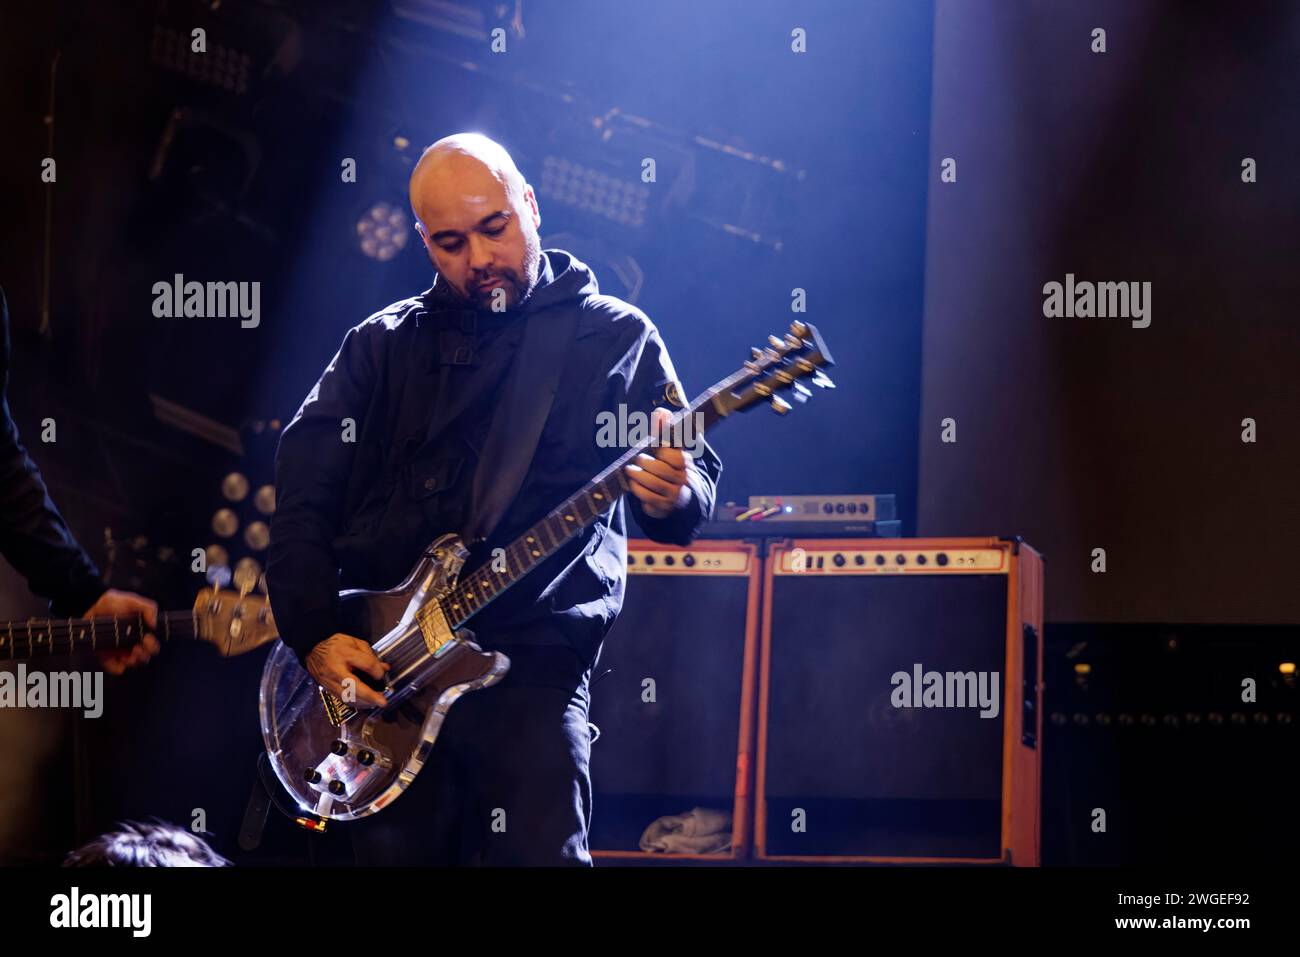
left=638, top=806, right=732, bottom=854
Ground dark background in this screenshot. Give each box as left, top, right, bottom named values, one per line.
left=0, top=0, right=1294, bottom=865
left=918, top=0, right=1300, bottom=623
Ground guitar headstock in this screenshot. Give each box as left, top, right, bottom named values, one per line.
left=715, top=320, right=834, bottom=417
left=191, top=587, right=279, bottom=658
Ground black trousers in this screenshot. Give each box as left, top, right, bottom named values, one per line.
left=349, top=668, right=594, bottom=866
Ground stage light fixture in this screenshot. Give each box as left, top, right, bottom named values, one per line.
left=254, top=484, right=276, bottom=515
left=234, top=557, right=262, bottom=592
left=244, top=521, right=271, bottom=551
left=212, top=508, right=239, bottom=537
left=357, top=201, right=410, bottom=261
left=222, top=472, right=250, bottom=502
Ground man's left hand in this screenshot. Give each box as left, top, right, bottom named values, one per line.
left=84, top=589, right=161, bottom=675
left=624, top=407, right=694, bottom=519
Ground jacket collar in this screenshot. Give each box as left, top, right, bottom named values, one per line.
left=415, top=249, right=594, bottom=328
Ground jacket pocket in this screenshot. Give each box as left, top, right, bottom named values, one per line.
left=408, top=454, right=466, bottom=501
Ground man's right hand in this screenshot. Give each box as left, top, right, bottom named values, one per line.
left=305, top=634, right=390, bottom=708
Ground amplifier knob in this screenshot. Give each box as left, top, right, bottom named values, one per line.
left=916, top=554, right=928, bottom=565
left=936, top=553, right=949, bottom=566
left=683, top=554, right=695, bottom=567
left=822, top=503, right=833, bottom=514
left=833, top=553, right=846, bottom=567
left=895, top=554, right=906, bottom=565
left=628, top=554, right=637, bottom=565
left=644, top=555, right=655, bottom=566
left=664, top=555, right=676, bottom=566
left=874, top=554, right=886, bottom=566
left=854, top=554, right=865, bottom=565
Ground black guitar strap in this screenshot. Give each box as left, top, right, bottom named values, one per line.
left=461, top=303, right=579, bottom=547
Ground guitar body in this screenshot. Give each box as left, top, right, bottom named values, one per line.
left=258, top=533, right=509, bottom=821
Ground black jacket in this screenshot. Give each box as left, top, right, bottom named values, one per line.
left=266, top=250, right=723, bottom=685
left=0, top=287, right=107, bottom=617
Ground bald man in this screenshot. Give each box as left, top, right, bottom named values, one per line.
left=267, top=134, right=722, bottom=865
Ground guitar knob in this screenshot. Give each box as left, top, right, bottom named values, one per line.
left=304, top=769, right=322, bottom=784
left=330, top=740, right=348, bottom=756
left=770, top=396, right=792, bottom=414
left=357, top=750, right=375, bottom=767
left=328, top=780, right=347, bottom=796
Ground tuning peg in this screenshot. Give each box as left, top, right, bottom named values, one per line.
left=811, top=370, right=835, bottom=389
left=790, top=320, right=808, bottom=338
left=791, top=382, right=812, bottom=403
left=751, top=346, right=763, bottom=359
left=767, top=334, right=786, bottom=351
left=770, top=395, right=792, bottom=414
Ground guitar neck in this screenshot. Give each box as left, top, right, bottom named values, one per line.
left=0, top=610, right=200, bottom=661
left=438, top=371, right=746, bottom=629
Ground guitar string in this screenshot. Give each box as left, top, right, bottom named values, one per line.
left=369, top=388, right=728, bottom=679
left=0, top=611, right=198, bottom=656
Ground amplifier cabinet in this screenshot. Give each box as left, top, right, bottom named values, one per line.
left=756, top=537, right=1044, bottom=864
left=589, top=540, right=761, bottom=861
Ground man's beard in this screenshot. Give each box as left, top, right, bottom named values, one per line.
left=464, top=229, right=542, bottom=313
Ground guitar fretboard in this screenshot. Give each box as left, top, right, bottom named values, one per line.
left=439, top=469, right=631, bottom=628
left=0, top=611, right=198, bottom=661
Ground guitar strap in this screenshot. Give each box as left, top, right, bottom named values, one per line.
left=461, top=302, right=579, bottom=547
